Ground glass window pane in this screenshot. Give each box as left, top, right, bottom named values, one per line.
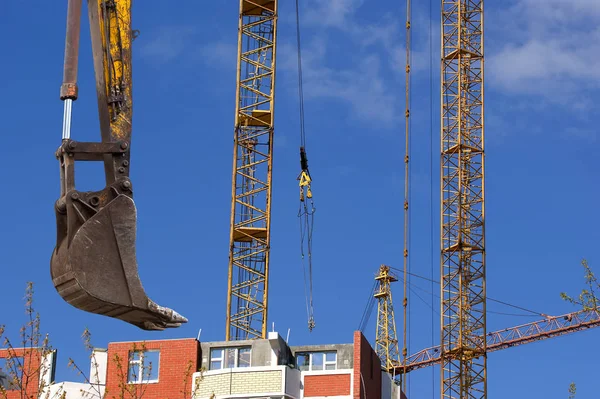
left=325, top=352, right=336, bottom=362
left=210, top=349, right=222, bottom=361
left=311, top=353, right=323, bottom=370
left=0, top=357, right=22, bottom=390
left=131, top=351, right=141, bottom=361
left=210, top=349, right=223, bottom=370
left=296, top=354, right=309, bottom=371
left=238, top=348, right=251, bottom=367
left=128, top=363, right=140, bottom=383
left=143, top=351, right=160, bottom=381
left=0, top=358, right=10, bottom=374
left=325, top=363, right=336, bottom=370
left=0, top=372, right=8, bottom=390
left=225, top=348, right=236, bottom=368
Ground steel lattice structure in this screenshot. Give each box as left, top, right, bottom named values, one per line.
left=396, top=308, right=600, bottom=374
left=375, top=265, right=401, bottom=372
left=440, top=0, right=485, bottom=398
left=226, top=0, right=278, bottom=341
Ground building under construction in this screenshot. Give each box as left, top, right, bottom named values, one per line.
left=1, top=304, right=600, bottom=399
left=0, top=332, right=405, bottom=399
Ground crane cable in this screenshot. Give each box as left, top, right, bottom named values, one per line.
left=295, top=0, right=316, bottom=332
left=358, top=281, right=378, bottom=332
left=428, top=0, right=435, bottom=393
left=388, top=267, right=550, bottom=318
left=401, top=0, right=413, bottom=391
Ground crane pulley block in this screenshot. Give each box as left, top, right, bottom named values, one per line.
left=298, top=146, right=313, bottom=201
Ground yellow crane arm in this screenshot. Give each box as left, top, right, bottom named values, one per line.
left=395, top=308, right=600, bottom=374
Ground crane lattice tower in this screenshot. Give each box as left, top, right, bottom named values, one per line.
left=440, top=0, right=486, bottom=398
left=226, top=0, right=278, bottom=341
left=375, top=265, right=401, bottom=372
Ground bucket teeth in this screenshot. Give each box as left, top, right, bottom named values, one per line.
left=51, top=189, right=187, bottom=330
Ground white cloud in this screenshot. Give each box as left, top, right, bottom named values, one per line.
left=139, top=26, right=196, bottom=64
left=280, top=1, right=433, bottom=126
left=199, top=41, right=237, bottom=70
left=303, top=0, right=365, bottom=28
left=487, top=0, right=600, bottom=106
left=190, top=1, right=435, bottom=126
left=516, top=0, right=600, bottom=18
left=291, top=38, right=399, bottom=124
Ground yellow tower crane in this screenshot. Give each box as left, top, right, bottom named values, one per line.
left=374, top=265, right=401, bottom=373
left=225, top=0, right=316, bottom=341
left=225, top=0, right=278, bottom=341
left=439, top=1, right=486, bottom=398
left=371, top=266, right=600, bottom=390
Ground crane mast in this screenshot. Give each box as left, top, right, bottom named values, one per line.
left=226, top=0, right=278, bottom=341
left=374, top=265, right=401, bottom=372
left=440, top=1, right=485, bottom=398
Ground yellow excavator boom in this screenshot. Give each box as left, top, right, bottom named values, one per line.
left=51, top=0, right=187, bottom=331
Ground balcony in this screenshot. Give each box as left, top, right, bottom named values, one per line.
left=192, top=365, right=300, bottom=399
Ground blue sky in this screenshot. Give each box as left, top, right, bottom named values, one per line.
left=1, top=0, right=599, bottom=397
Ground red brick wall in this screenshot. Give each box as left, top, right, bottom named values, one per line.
left=0, top=348, right=43, bottom=399
left=353, top=331, right=382, bottom=399
left=105, top=339, right=200, bottom=399
left=304, top=373, right=351, bottom=396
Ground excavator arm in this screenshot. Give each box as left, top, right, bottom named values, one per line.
left=51, top=0, right=187, bottom=330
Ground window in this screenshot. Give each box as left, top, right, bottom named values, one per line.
left=296, top=353, right=310, bottom=371
left=127, top=350, right=159, bottom=383
left=209, top=347, right=251, bottom=370
left=296, top=352, right=337, bottom=371
left=324, top=352, right=337, bottom=370
left=0, top=357, right=23, bottom=390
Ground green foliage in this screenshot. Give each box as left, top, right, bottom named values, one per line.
left=66, top=329, right=103, bottom=399
left=111, top=342, right=152, bottom=399
left=0, top=282, right=61, bottom=399
left=68, top=333, right=157, bottom=399
left=2, top=284, right=198, bottom=399
left=0, top=284, right=154, bottom=399
left=568, top=382, right=576, bottom=399
left=561, top=259, right=598, bottom=398
left=560, top=259, right=599, bottom=311
left=180, top=361, right=194, bottom=399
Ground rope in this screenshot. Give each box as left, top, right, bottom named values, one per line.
left=298, top=209, right=311, bottom=324
left=295, top=0, right=315, bottom=332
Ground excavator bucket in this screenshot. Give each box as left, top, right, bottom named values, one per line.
left=51, top=176, right=187, bottom=331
